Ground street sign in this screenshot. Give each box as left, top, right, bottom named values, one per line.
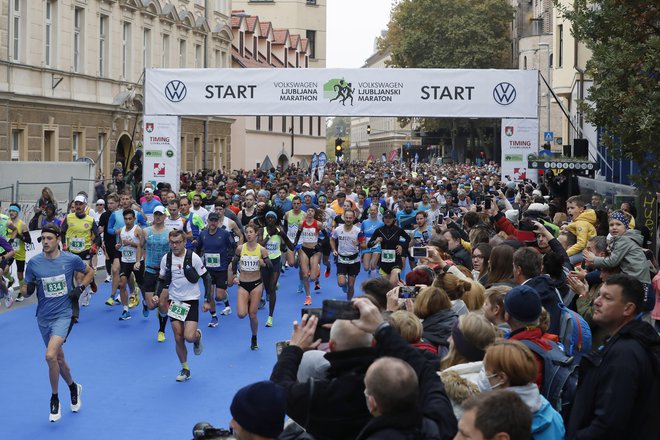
left=555, top=137, right=563, bottom=145
left=543, top=131, right=554, bottom=142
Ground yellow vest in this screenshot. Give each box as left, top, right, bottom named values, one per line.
left=65, top=213, right=94, bottom=253
left=10, top=219, right=27, bottom=260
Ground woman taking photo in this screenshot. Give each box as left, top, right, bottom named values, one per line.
left=233, top=224, right=270, bottom=350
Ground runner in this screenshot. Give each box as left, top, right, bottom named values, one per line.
left=214, top=200, right=243, bottom=247
left=116, top=209, right=144, bottom=321
left=99, top=194, right=119, bottom=286
left=140, top=187, right=163, bottom=223
left=368, top=210, right=411, bottom=286
left=294, top=207, right=323, bottom=306
left=7, top=204, right=32, bottom=300
left=231, top=224, right=270, bottom=350
left=140, top=206, right=171, bottom=342
left=179, top=196, right=205, bottom=250
left=164, top=198, right=190, bottom=234
left=258, top=209, right=292, bottom=327
left=396, top=197, right=418, bottom=271
left=284, top=196, right=305, bottom=292
left=360, top=204, right=384, bottom=277
left=0, top=235, right=16, bottom=307
left=60, top=195, right=100, bottom=308
left=20, top=223, right=93, bottom=421
left=239, top=193, right=258, bottom=227
left=330, top=209, right=365, bottom=300
left=317, top=194, right=336, bottom=279
left=190, top=194, right=209, bottom=223
left=154, top=229, right=211, bottom=382
left=196, top=211, right=236, bottom=328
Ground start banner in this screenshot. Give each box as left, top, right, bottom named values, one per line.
left=145, top=68, right=537, bottom=118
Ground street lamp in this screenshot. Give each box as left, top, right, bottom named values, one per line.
left=538, top=42, right=551, bottom=138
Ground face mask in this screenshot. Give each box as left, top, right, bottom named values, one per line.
left=476, top=368, right=502, bottom=392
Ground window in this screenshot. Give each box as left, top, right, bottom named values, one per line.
left=253, top=36, right=258, bottom=60
left=281, top=117, right=286, bottom=133
left=306, top=30, right=316, bottom=59
left=268, top=116, right=273, bottom=132
left=44, top=130, right=56, bottom=162
left=255, top=116, right=261, bottom=130
left=45, top=0, right=53, bottom=67
left=143, top=29, right=152, bottom=69
left=179, top=39, right=186, bottom=67
left=299, top=116, right=303, bottom=134
left=306, top=0, right=317, bottom=4
left=72, top=132, right=80, bottom=161
left=98, top=133, right=106, bottom=170
left=122, top=22, right=131, bottom=79
left=12, top=0, right=22, bottom=62
left=558, top=25, right=563, bottom=68
left=215, top=49, right=221, bottom=68
left=74, top=7, right=84, bottom=73
left=267, top=41, right=271, bottom=64
left=162, top=34, right=170, bottom=67
left=239, top=32, right=244, bottom=56
left=11, top=129, right=22, bottom=161
left=523, top=56, right=527, bottom=70
left=308, top=117, right=313, bottom=135
left=195, top=44, right=202, bottom=68
left=99, top=15, right=108, bottom=76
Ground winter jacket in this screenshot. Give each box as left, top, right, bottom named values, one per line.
left=439, top=361, right=482, bottom=420
left=524, top=275, right=563, bottom=335
left=506, top=384, right=565, bottom=440
left=270, top=346, right=376, bottom=440
left=592, top=229, right=651, bottom=283
left=449, top=246, right=473, bottom=270
left=421, top=308, right=458, bottom=351
left=507, top=327, right=552, bottom=390
left=566, top=319, right=660, bottom=439
left=355, top=324, right=457, bottom=440
left=566, top=209, right=597, bottom=256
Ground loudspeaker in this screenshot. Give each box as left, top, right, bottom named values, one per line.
left=574, top=139, right=588, bottom=158
left=563, top=145, right=572, bottom=157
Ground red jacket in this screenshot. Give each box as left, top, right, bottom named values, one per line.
left=491, top=212, right=536, bottom=244
left=507, top=326, right=552, bottom=390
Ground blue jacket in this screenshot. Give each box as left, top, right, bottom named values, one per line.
left=532, top=396, right=565, bottom=440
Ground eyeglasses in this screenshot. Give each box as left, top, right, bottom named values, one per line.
left=472, top=254, right=484, bottom=260
left=169, top=240, right=184, bottom=245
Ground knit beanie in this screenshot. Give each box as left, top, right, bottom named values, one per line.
left=230, top=381, right=287, bottom=438
left=504, top=285, right=542, bottom=323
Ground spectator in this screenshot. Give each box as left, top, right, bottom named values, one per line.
left=482, top=285, right=512, bottom=334
left=413, top=286, right=458, bottom=357
left=483, top=244, right=516, bottom=288
left=36, top=186, right=57, bottom=214
left=565, top=195, right=597, bottom=264
left=441, top=312, right=499, bottom=370
left=444, top=229, right=473, bottom=269
left=456, top=391, right=532, bottom=440
left=567, top=274, right=660, bottom=439
left=434, top=272, right=473, bottom=316
left=229, top=381, right=286, bottom=440
left=471, top=243, right=492, bottom=284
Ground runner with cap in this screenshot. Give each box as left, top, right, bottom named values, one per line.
left=140, top=187, right=163, bottom=223
left=368, top=210, right=411, bottom=286
left=20, top=223, right=94, bottom=421
left=196, top=211, right=236, bottom=328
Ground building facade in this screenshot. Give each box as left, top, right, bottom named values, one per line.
left=0, top=0, right=233, bottom=176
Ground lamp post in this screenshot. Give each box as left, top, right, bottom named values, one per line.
left=538, top=42, right=551, bottom=137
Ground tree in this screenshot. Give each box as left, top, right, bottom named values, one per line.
left=379, top=0, right=514, bottom=160
left=559, top=0, right=660, bottom=190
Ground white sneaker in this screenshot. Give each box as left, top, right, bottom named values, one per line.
left=70, top=383, right=82, bottom=412
left=220, top=306, right=232, bottom=316
left=4, top=293, right=14, bottom=308
left=80, top=289, right=91, bottom=307
left=49, top=399, right=61, bottom=422
left=104, top=275, right=112, bottom=283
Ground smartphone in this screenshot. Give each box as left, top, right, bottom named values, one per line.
left=411, top=247, right=428, bottom=259
left=485, top=198, right=492, bottom=209
left=275, top=340, right=290, bottom=356
left=398, top=286, right=422, bottom=299
left=321, top=300, right=360, bottom=323
left=302, top=307, right=329, bottom=342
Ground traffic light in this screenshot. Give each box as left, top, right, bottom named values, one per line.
left=367, top=125, right=371, bottom=135
left=335, top=137, right=344, bottom=157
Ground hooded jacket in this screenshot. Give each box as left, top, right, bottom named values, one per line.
left=421, top=308, right=458, bottom=351
left=506, top=383, right=565, bottom=440
left=592, top=229, right=651, bottom=283
left=524, top=275, right=563, bottom=335
left=566, top=209, right=597, bottom=256
left=567, top=319, right=660, bottom=439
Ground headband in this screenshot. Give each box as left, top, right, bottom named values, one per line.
left=451, top=321, right=485, bottom=362
left=610, top=210, right=631, bottom=229
left=265, top=211, right=278, bottom=218
left=8, top=205, right=20, bottom=213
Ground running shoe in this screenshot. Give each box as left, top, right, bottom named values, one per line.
left=266, top=316, right=273, bottom=327
left=118, top=310, right=131, bottom=321
left=304, top=296, right=312, bottom=306
left=104, top=275, right=111, bottom=283
left=314, top=280, right=321, bottom=291
left=4, top=293, right=14, bottom=308
left=251, top=335, right=259, bottom=350
left=15, top=295, right=24, bottom=302
left=142, top=302, right=149, bottom=318
left=324, top=267, right=331, bottom=278
left=6, top=274, right=14, bottom=288
left=176, top=368, right=191, bottom=382
left=128, top=294, right=139, bottom=308
left=80, top=290, right=91, bottom=307
left=49, top=396, right=61, bottom=422
left=157, top=331, right=166, bottom=343
left=90, top=278, right=97, bottom=293
left=208, top=316, right=218, bottom=328
left=258, top=298, right=266, bottom=310
left=193, top=329, right=203, bottom=355
left=220, top=306, right=232, bottom=316
left=105, top=297, right=115, bottom=306
left=70, top=383, right=82, bottom=412
left=297, top=285, right=304, bottom=294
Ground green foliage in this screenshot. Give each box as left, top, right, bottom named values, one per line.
left=558, top=0, right=660, bottom=190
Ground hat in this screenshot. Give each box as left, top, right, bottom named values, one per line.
left=383, top=210, right=396, bottom=218
left=230, top=381, right=286, bottom=438
left=232, top=195, right=241, bottom=200
left=153, top=206, right=166, bottom=215
left=302, top=182, right=310, bottom=188
left=526, top=203, right=549, bottom=215
left=532, top=189, right=542, bottom=197
left=207, top=212, right=220, bottom=221
left=265, top=211, right=278, bottom=219
left=96, top=199, right=105, bottom=205
left=505, top=209, right=519, bottom=225
left=74, top=195, right=87, bottom=203
left=144, top=187, right=154, bottom=194
left=504, top=285, right=542, bottom=323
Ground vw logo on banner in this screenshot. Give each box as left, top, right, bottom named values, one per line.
left=493, top=82, right=516, bottom=105
left=165, top=80, right=187, bottom=102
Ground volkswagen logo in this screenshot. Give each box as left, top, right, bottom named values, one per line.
left=493, top=82, right=516, bottom=105
left=165, top=80, right=187, bottom=102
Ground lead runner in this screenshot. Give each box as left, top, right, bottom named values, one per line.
left=20, top=223, right=94, bottom=422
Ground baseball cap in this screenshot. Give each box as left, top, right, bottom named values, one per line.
left=153, top=206, right=166, bottom=215
left=383, top=210, right=396, bottom=218
left=302, top=182, right=310, bottom=188
left=144, top=187, right=154, bottom=194
left=96, top=199, right=105, bottom=205
left=74, top=195, right=87, bottom=203
left=207, top=212, right=220, bottom=221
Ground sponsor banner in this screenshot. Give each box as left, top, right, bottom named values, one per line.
left=317, top=152, right=328, bottom=182
left=145, top=68, right=537, bottom=118
left=311, top=153, right=318, bottom=180
left=142, top=115, right=180, bottom=192
left=501, top=118, right=539, bottom=183
left=527, top=160, right=599, bottom=171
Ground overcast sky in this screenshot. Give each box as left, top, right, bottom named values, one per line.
left=326, top=0, right=394, bottom=68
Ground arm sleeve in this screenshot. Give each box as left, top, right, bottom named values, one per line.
left=107, top=212, right=117, bottom=235
left=60, top=218, right=69, bottom=237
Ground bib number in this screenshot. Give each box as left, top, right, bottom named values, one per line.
left=240, top=255, right=260, bottom=272
left=122, top=247, right=136, bottom=262
left=11, top=239, right=19, bottom=250
left=167, top=300, right=191, bottom=321
left=266, top=241, right=279, bottom=255
left=70, top=238, right=85, bottom=252
left=287, top=226, right=298, bottom=242
left=42, top=275, right=68, bottom=298
left=382, top=250, right=396, bottom=263
left=205, top=253, right=221, bottom=268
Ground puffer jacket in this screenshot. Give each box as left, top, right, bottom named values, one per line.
left=593, top=229, right=651, bottom=283
left=421, top=308, right=458, bottom=351
left=566, top=209, right=597, bottom=256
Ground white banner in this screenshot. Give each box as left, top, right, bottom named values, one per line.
left=317, top=152, right=328, bottom=182
left=142, top=116, right=180, bottom=192
left=501, top=118, right=539, bottom=183
left=145, top=68, right=537, bottom=118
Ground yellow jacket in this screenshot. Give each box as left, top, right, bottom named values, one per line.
left=566, top=209, right=597, bottom=256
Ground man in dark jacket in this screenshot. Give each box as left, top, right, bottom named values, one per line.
left=443, top=229, right=472, bottom=270
left=270, top=319, right=376, bottom=440
left=566, top=274, right=660, bottom=439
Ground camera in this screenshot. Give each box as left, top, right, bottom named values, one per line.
left=518, top=218, right=536, bottom=232
left=275, top=340, right=290, bottom=356
left=192, top=422, right=235, bottom=440
left=485, top=198, right=492, bottom=209
left=398, top=286, right=421, bottom=299
left=321, top=300, right=360, bottom=323
left=411, top=247, right=428, bottom=259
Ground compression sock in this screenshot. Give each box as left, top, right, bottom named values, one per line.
left=158, top=311, right=168, bottom=332
left=210, top=312, right=217, bottom=318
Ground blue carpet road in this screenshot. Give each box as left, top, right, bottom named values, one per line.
left=0, top=264, right=374, bottom=440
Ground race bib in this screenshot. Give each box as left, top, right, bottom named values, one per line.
left=122, top=247, right=136, bottom=262
left=301, top=229, right=317, bottom=243
left=266, top=241, right=279, bottom=255
left=167, top=300, right=191, bottom=321
left=382, top=249, right=396, bottom=263
left=69, top=238, right=85, bottom=252
left=11, top=238, right=19, bottom=250
left=42, top=274, right=68, bottom=298
left=205, top=253, right=221, bottom=268
left=287, top=225, right=299, bottom=242
left=240, top=255, right=260, bottom=272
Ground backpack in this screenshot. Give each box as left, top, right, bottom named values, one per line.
left=557, top=302, right=592, bottom=359
left=164, top=249, right=200, bottom=284
left=520, top=339, right=579, bottom=423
